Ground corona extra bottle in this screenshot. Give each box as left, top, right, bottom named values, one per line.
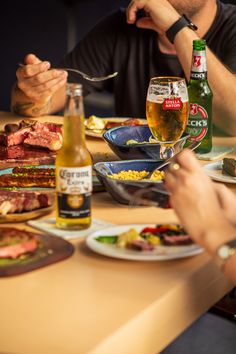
left=56, top=83, right=92, bottom=230
left=187, top=39, right=213, bottom=153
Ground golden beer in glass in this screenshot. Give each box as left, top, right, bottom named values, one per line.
left=146, top=77, right=189, bottom=143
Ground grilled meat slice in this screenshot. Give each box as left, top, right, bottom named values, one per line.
left=24, top=131, right=62, bottom=151
left=0, top=120, right=63, bottom=151
left=0, top=174, right=55, bottom=188
left=7, top=126, right=33, bottom=147
left=105, top=118, right=145, bottom=130
left=0, top=190, right=55, bottom=215
left=0, top=227, right=38, bottom=259
left=12, top=167, right=55, bottom=176
left=163, top=234, right=193, bottom=246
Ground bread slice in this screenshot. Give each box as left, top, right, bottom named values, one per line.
left=222, top=158, right=236, bottom=177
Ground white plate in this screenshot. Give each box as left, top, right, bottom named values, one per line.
left=85, top=117, right=146, bottom=138
left=86, top=224, right=203, bottom=261
left=204, top=161, right=236, bottom=184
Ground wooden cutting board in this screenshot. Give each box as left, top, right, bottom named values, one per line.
left=0, top=232, right=74, bottom=277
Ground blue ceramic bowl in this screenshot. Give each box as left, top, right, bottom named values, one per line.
left=93, top=159, right=170, bottom=207
left=103, top=125, right=189, bottom=160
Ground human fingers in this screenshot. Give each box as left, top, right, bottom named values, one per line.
left=174, top=149, right=203, bottom=173
left=126, top=0, right=146, bottom=24
left=20, top=69, right=67, bottom=88
left=24, top=53, right=42, bottom=65
left=18, top=73, right=67, bottom=101
left=136, top=17, right=158, bottom=31
left=16, top=60, right=51, bottom=80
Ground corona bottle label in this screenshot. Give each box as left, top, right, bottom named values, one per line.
left=57, top=166, right=92, bottom=219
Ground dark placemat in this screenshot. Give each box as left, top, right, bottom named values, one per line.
left=0, top=233, right=74, bottom=277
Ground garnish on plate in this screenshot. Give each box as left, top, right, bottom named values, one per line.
left=95, top=224, right=193, bottom=252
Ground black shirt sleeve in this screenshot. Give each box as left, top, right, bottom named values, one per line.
left=59, top=11, right=121, bottom=95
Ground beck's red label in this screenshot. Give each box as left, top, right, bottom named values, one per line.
left=162, top=98, right=183, bottom=110
left=193, top=55, right=202, bottom=68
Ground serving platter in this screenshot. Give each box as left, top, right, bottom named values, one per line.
left=0, top=164, right=55, bottom=189
left=0, top=205, right=54, bottom=223
left=86, top=224, right=203, bottom=261
left=84, top=117, right=146, bottom=138
left=0, top=231, right=74, bottom=277
left=203, top=161, right=236, bottom=184
left=0, top=165, right=55, bottom=223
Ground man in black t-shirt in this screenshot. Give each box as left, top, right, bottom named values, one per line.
left=11, top=0, right=236, bottom=135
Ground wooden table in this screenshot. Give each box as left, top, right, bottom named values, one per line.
left=0, top=112, right=235, bottom=354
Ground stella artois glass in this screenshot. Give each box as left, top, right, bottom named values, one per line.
left=146, top=77, right=189, bottom=144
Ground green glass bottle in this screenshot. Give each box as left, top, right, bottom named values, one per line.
left=186, top=39, right=213, bottom=153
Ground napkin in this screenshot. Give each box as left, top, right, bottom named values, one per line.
left=28, top=218, right=114, bottom=240
left=196, top=146, right=234, bottom=161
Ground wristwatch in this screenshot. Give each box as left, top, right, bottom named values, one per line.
left=166, top=14, right=198, bottom=44
left=216, top=239, right=236, bottom=269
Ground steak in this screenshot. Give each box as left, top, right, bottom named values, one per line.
left=24, top=131, right=62, bottom=151
left=0, top=145, right=56, bottom=168
left=105, top=118, right=145, bottom=129
left=163, top=234, right=193, bottom=246
left=33, top=121, right=62, bottom=134
left=0, top=227, right=38, bottom=259
left=0, top=120, right=63, bottom=151
left=7, top=126, right=33, bottom=147
left=0, top=190, right=55, bottom=215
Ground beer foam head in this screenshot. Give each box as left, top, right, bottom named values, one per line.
left=147, top=79, right=188, bottom=103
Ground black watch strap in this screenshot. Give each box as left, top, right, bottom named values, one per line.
left=166, top=14, right=198, bottom=44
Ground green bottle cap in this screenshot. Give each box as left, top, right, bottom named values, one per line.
left=193, top=39, right=206, bottom=50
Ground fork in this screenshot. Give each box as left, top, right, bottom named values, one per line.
left=61, top=67, right=118, bottom=82
left=19, top=63, right=118, bottom=82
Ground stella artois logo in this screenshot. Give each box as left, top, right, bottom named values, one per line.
left=162, top=98, right=183, bottom=110
left=187, top=103, right=208, bottom=141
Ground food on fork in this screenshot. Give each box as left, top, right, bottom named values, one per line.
left=222, top=158, right=236, bottom=177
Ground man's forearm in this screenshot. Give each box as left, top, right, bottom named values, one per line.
left=11, top=83, right=52, bottom=117
left=11, top=83, right=66, bottom=117
left=174, top=28, right=236, bottom=135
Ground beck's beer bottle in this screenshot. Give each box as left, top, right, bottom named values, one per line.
left=187, top=39, right=213, bottom=153
left=56, top=83, right=92, bottom=230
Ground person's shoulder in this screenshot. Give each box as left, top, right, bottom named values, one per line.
left=219, top=1, right=236, bottom=21
left=208, top=1, right=236, bottom=39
